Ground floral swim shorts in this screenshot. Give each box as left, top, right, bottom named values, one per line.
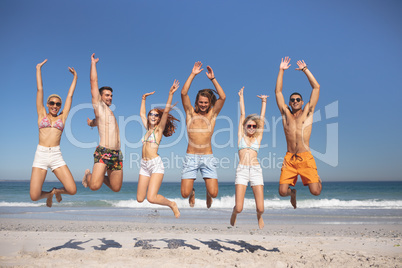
left=94, top=145, right=123, bottom=171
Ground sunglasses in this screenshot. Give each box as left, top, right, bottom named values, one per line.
left=290, top=98, right=301, bottom=103
left=149, top=113, right=159, bottom=117
left=48, top=101, right=62, bottom=107
left=247, top=124, right=257, bottom=129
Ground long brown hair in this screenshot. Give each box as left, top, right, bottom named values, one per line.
left=147, top=108, right=180, bottom=137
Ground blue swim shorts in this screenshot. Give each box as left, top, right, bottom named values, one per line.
left=181, top=154, right=218, bottom=180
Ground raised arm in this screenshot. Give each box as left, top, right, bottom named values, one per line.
left=296, top=60, right=320, bottom=113
left=275, top=57, right=291, bottom=114
left=36, top=59, right=48, bottom=117
left=181, top=62, right=203, bottom=114
left=238, top=87, right=245, bottom=140
left=140, top=91, right=155, bottom=129
left=60, top=67, right=78, bottom=119
left=90, top=53, right=101, bottom=104
left=206, top=66, right=226, bottom=115
left=257, top=94, right=268, bottom=141
left=159, top=80, right=180, bottom=132
left=257, top=94, right=268, bottom=122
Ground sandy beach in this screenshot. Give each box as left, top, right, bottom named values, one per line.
left=1, top=218, right=401, bottom=267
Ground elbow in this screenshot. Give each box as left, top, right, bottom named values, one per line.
left=220, top=95, right=226, bottom=102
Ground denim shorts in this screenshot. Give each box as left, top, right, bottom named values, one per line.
left=181, top=154, right=218, bottom=180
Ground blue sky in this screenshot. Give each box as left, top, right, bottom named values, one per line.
left=1, top=0, right=401, bottom=182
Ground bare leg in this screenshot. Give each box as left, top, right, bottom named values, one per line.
left=84, top=163, right=107, bottom=191
left=30, top=167, right=54, bottom=207
left=252, top=185, right=265, bottom=229
left=144, top=173, right=180, bottom=218
left=204, top=178, right=218, bottom=208
left=230, top=184, right=247, bottom=226
left=308, top=177, right=322, bottom=196
left=181, top=179, right=195, bottom=207
left=52, top=165, right=77, bottom=203
left=105, top=169, right=123, bottom=192
left=279, top=184, right=297, bottom=209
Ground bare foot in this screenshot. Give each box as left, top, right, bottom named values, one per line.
left=290, top=188, right=297, bottom=209
left=189, top=188, right=195, bottom=207
left=46, top=191, right=54, bottom=208
left=171, top=202, right=180, bottom=218
left=257, top=214, right=265, bottom=229
left=230, top=210, right=237, bottom=226
left=206, top=192, right=213, bottom=209
left=82, top=169, right=90, bottom=188
left=53, top=188, right=62, bottom=203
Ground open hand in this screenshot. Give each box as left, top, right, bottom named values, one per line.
left=280, top=57, right=291, bottom=70
left=170, top=79, right=180, bottom=94
left=295, top=60, right=307, bottom=71
left=206, top=66, right=215, bottom=80
left=192, top=61, right=203, bottom=75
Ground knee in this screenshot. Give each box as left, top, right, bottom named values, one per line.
left=137, top=197, right=145, bottom=203
left=256, top=207, right=264, bottom=214
left=89, top=182, right=102, bottom=191
left=278, top=188, right=288, bottom=197
left=310, top=188, right=321, bottom=196
left=67, top=185, right=77, bottom=195
left=147, top=195, right=156, bottom=204
left=30, top=192, right=40, bottom=201
left=110, top=184, right=122, bottom=193
left=181, top=189, right=190, bottom=198
left=209, top=189, right=218, bottom=198
left=233, top=206, right=243, bottom=214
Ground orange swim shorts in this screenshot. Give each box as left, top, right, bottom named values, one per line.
left=279, top=151, right=320, bottom=186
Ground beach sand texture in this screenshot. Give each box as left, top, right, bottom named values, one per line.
left=1, top=219, right=401, bottom=267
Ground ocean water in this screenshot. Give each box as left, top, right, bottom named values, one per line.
left=1, top=181, right=402, bottom=225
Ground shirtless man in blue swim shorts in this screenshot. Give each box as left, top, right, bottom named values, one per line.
left=180, top=61, right=226, bottom=208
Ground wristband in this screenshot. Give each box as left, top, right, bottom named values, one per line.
left=302, top=66, right=308, bottom=72
left=210, top=77, right=216, bottom=81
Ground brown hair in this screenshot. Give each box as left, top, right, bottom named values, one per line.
left=147, top=108, right=180, bottom=137
left=243, top=114, right=263, bottom=138
left=99, top=86, right=113, bottom=95
left=194, top=88, right=217, bottom=113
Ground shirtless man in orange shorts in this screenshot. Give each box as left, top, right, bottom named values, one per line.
left=275, top=57, right=322, bottom=209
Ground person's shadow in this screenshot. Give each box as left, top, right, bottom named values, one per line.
left=47, top=239, right=92, bottom=252
left=195, top=239, right=279, bottom=253
left=222, top=239, right=279, bottom=253
left=93, top=238, right=122, bottom=250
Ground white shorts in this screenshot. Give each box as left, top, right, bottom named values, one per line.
left=32, top=145, right=67, bottom=171
left=235, top=164, right=264, bottom=186
left=139, top=156, right=164, bottom=177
